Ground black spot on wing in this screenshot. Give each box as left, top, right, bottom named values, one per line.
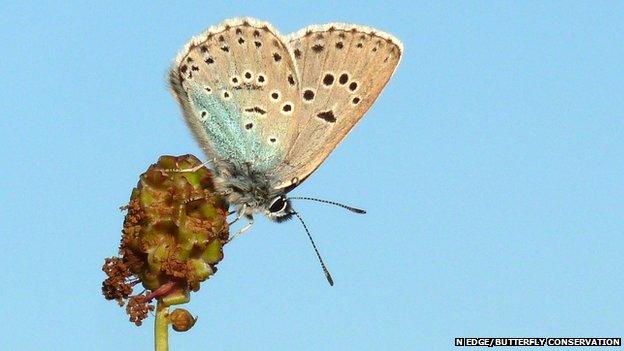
left=303, top=89, right=315, bottom=101
left=244, top=107, right=266, bottom=115
left=316, top=110, right=336, bottom=123
left=339, top=73, right=349, bottom=84
left=323, top=74, right=334, bottom=86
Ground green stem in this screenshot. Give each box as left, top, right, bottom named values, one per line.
left=154, top=300, right=169, bottom=351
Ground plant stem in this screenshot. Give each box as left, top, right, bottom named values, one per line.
left=154, top=300, right=169, bottom=351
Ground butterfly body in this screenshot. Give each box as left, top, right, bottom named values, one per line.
left=212, top=158, right=291, bottom=222
left=169, top=18, right=402, bottom=223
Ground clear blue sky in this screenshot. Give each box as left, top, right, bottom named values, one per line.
left=1, top=1, right=622, bottom=350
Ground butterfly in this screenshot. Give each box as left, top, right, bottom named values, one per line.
left=168, top=18, right=402, bottom=284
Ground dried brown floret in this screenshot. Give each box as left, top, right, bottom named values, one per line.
left=161, top=256, right=192, bottom=279
left=102, top=257, right=131, bottom=279
left=102, top=277, right=133, bottom=305
left=126, top=295, right=154, bottom=326
left=101, top=257, right=134, bottom=304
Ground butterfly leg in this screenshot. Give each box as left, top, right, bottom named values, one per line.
left=164, top=159, right=213, bottom=173
left=228, top=209, right=244, bottom=226
left=184, top=196, right=207, bottom=204
left=228, top=215, right=254, bottom=243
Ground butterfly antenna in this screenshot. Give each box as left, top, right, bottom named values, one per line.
left=292, top=211, right=334, bottom=286
left=289, top=197, right=366, bottom=214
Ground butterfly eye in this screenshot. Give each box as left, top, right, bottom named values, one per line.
left=268, top=197, right=287, bottom=213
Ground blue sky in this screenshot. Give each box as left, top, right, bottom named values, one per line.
left=1, top=1, right=622, bottom=350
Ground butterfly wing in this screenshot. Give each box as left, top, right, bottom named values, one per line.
left=271, top=24, right=403, bottom=189
left=169, top=18, right=300, bottom=173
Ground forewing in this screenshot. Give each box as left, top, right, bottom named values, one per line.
left=272, top=24, right=402, bottom=189
left=169, top=18, right=301, bottom=172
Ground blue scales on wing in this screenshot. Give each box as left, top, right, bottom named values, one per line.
left=168, top=18, right=300, bottom=173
